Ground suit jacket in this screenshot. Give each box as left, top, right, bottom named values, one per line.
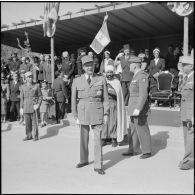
left=128, top=70, right=150, bottom=116
left=148, top=58, right=165, bottom=76
left=9, top=80, right=21, bottom=101
left=180, top=71, right=194, bottom=121
left=62, top=58, right=75, bottom=79
left=9, top=60, right=21, bottom=72
left=43, top=62, right=52, bottom=83
left=120, top=56, right=134, bottom=82
left=20, top=83, right=42, bottom=114
left=53, top=77, right=69, bottom=102
left=71, top=74, right=109, bottom=125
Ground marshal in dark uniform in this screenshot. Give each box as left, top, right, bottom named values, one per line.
left=71, top=55, right=109, bottom=175
left=122, top=57, right=152, bottom=158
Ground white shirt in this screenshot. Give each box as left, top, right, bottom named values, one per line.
left=84, top=74, right=92, bottom=81
left=154, top=58, right=159, bottom=65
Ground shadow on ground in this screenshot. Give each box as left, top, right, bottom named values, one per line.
left=103, top=148, right=129, bottom=170
left=151, top=131, right=169, bottom=155
left=40, top=120, right=70, bottom=139
left=1, top=123, right=12, bottom=132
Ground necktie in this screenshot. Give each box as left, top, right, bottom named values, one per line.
left=87, top=75, right=91, bottom=85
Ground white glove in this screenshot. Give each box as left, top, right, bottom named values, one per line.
left=132, top=109, right=140, bottom=116
left=20, top=108, right=24, bottom=116
left=33, top=104, right=39, bottom=110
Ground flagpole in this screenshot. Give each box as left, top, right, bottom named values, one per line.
left=51, top=36, right=54, bottom=88
left=183, top=16, right=189, bottom=56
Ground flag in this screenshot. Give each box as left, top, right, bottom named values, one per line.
left=167, top=2, right=194, bottom=16
left=43, top=2, right=60, bottom=37
left=90, top=14, right=110, bottom=54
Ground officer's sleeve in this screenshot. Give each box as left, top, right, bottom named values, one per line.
left=102, top=77, right=109, bottom=115
left=71, top=78, right=78, bottom=118
left=136, top=74, right=148, bottom=111
left=20, top=85, right=24, bottom=109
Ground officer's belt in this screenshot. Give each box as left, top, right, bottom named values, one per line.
left=78, top=97, right=102, bottom=102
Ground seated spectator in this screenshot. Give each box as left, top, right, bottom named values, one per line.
left=30, top=56, right=40, bottom=84
left=9, top=52, right=21, bottom=74
left=148, top=48, right=165, bottom=106
left=101, top=64, right=127, bottom=147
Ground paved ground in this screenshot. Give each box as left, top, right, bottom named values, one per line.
left=1, top=108, right=194, bottom=194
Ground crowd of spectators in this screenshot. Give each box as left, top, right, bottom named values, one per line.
left=1, top=43, right=190, bottom=124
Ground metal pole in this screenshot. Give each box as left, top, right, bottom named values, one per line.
left=183, top=16, right=189, bottom=56
left=51, top=36, right=55, bottom=88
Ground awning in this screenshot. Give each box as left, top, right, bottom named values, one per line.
left=1, top=2, right=194, bottom=54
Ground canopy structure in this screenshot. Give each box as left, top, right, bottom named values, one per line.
left=1, top=2, right=194, bottom=56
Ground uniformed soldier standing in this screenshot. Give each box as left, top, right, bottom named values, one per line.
left=178, top=56, right=194, bottom=170
left=20, top=71, right=42, bottom=141
left=122, top=57, right=152, bottom=159
left=71, top=55, right=109, bottom=175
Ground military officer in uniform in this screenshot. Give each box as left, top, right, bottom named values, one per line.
left=71, top=55, right=109, bottom=175
left=178, top=56, right=194, bottom=170
left=122, top=57, right=152, bottom=159
left=20, top=71, right=42, bottom=141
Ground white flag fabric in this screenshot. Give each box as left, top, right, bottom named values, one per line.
left=43, top=2, right=60, bottom=37
left=90, top=15, right=110, bottom=54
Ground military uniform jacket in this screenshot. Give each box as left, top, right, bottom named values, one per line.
left=120, top=56, right=134, bottom=82
left=71, top=74, right=109, bottom=125
left=180, top=71, right=194, bottom=121
left=53, top=77, right=69, bottom=102
left=128, top=70, right=150, bottom=116
left=20, top=83, right=42, bottom=114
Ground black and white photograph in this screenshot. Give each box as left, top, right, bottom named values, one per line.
left=1, top=1, right=194, bottom=194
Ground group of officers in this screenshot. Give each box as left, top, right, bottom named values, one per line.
left=20, top=52, right=193, bottom=175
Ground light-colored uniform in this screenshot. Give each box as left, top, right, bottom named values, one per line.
left=72, top=74, right=109, bottom=169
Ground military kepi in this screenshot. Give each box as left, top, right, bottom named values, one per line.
left=81, top=55, right=93, bottom=65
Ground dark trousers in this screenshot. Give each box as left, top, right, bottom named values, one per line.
left=56, top=101, right=66, bottom=121
left=128, top=116, right=152, bottom=154
left=80, top=124, right=103, bottom=169
left=121, top=81, right=130, bottom=106
left=10, top=101, right=20, bottom=120
left=24, top=112, right=39, bottom=138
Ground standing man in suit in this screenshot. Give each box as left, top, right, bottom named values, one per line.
left=43, top=55, right=52, bottom=89
left=9, top=73, right=21, bottom=121
left=20, top=71, right=42, bottom=141
left=72, top=55, right=109, bottom=175
left=53, top=71, right=69, bottom=124
left=122, top=57, right=152, bottom=159
left=148, top=48, right=165, bottom=106
left=116, top=45, right=134, bottom=106
left=178, top=56, right=194, bottom=170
